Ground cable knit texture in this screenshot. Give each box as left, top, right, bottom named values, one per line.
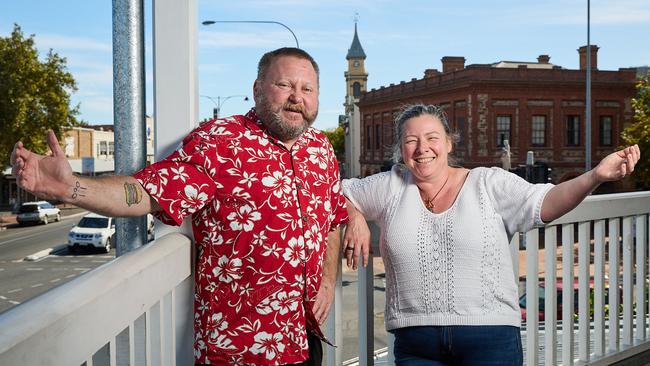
left=342, top=165, right=553, bottom=330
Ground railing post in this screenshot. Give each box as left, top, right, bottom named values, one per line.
left=326, top=255, right=343, bottom=366
left=544, top=226, right=558, bottom=366
left=562, top=224, right=575, bottom=366
left=622, top=216, right=634, bottom=346
left=525, top=230, right=539, bottom=365
left=593, top=220, right=606, bottom=356
left=608, top=218, right=621, bottom=352
left=578, top=221, right=591, bottom=362
left=358, top=252, right=374, bottom=365
left=152, top=0, right=198, bottom=364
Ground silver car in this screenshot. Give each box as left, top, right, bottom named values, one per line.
left=16, top=201, right=61, bottom=226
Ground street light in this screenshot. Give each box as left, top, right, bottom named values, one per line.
left=201, top=94, right=249, bottom=119
left=201, top=20, right=300, bottom=49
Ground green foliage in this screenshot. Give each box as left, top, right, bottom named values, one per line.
left=621, top=71, right=650, bottom=189
left=0, top=24, right=82, bottom=167
left=323, top=126, right=345, bottom=159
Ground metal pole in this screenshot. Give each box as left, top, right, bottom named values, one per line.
left=112, top=0, right=147, bottom=256
left=585, top=0, right=592, bottom=172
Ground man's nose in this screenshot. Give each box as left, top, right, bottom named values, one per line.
left=288, top=88, right=304, bottom=104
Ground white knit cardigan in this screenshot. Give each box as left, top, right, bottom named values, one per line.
left=342, top=166, right=553, bottom=330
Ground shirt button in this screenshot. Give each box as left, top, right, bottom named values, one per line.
left=296, top=183, right=303, bottom=189
left=301, top=215, right=308, bottom=222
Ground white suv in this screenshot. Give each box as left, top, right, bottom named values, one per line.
left=16, top=201, right=61, bottom=226
left=68, top=213, right=115, bottom=253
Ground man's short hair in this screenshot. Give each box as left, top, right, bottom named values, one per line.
left=257, top=47, right=320, bottom=83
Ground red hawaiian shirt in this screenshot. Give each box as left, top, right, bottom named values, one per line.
left=133, top=109, right=348, bottom=365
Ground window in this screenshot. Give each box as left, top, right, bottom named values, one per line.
left=456, top=117, right=465, bottom=147
left=496, top=115, right=511, bottom=147
left=566, top=115, right=580, bottom=146
left=99, top=141, right=108, bottom=155
left=600, top=116, right=612, bottom=146
left=366, top=125, right=371, bottom=150
left=108, top=142, right=115, bottom=156
left=375, top=124, right=381, bottom=149
left=531, top=116, right=546, bottom=146
left=353, top=82, right=361, bottom=98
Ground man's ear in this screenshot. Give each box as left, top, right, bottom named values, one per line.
left=253, top=79, right=260, bottom=100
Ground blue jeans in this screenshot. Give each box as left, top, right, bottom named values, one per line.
left=392, top=325, right=523, bottom=366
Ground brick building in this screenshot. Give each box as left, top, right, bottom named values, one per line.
left=356, top=46, right=638, bottom=190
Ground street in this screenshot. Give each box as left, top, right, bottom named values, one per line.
left=0, top=210, right=115, bottom=313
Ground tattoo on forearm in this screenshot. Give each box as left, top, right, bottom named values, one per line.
left=124, top=182, right=143, bottom=207
left=71, top=181, right=87, bottom=200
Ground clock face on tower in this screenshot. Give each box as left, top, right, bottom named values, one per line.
left=353, top=60, right=360, bottom=67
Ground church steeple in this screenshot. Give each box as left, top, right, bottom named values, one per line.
left=346, top=23, right=366, bottom=60
left=344, top=17, right=368, bottom=105
left=342, top=16, right=368, bottom=179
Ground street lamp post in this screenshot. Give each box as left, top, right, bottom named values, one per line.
left=585, top=0, right=592, bottom=172
left=201, top=20, right=300, bottom=49
left=201, top=94, right=249, bottom=119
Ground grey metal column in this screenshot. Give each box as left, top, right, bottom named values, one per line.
left=112, top=0, right=147, bottom=256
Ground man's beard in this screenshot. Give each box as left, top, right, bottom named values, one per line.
left=256, top=95, right=318, bottom=142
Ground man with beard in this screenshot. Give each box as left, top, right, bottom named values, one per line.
left=11, top=47, right=348, bottom=366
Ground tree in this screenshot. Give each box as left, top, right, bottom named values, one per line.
left=621, top=71, right=650, bottom=189
left=323, top=126, right=345, bottom=159
left=0, top=24, right=81, bottom=167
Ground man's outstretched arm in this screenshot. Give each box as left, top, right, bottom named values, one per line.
left=11, top=130, right=159, bottom=217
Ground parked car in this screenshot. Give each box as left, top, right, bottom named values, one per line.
left=520, top=280, right=620, bottom=322
left=68, top=214, right=115, bottom=253
left=16, top=201, right=61, bottom=226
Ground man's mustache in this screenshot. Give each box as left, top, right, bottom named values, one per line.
left=283, top=103, right=305, bottom=115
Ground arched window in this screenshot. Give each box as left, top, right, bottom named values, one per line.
left=353, top=82, right=361, bottom=97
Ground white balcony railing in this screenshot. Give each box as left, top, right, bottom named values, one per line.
left=0, top=233, right=193, bottom=366
left=0, top=192, right=649, bottom=366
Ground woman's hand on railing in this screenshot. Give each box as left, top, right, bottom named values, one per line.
left=343, top=201, right=371, bottom=270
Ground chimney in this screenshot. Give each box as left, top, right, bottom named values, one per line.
left=441, top=56, right=465, bottom=73
left=424, top=68, right=440, bottom=78
left=578, top=45, right=599, bottom=70
left=537, top=54, right=550, bottom=64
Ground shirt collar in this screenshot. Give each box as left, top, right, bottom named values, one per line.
left=242, top=108, right=316, bottom=148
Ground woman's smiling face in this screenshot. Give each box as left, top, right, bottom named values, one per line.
left=400, top=114, right=452, bottom=183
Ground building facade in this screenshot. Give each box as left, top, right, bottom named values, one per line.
left=1, top=116, right=155, bottom=208
left=356, top=46, right=637, bottom=190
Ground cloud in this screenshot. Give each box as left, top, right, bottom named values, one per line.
left=34, top=34, right=111, bottom=52
left=199, top=30, right=299, bottom=48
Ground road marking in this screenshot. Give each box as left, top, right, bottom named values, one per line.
left=50, top=278, right=61, bottom=283
left=0, top=223, right=75, bottom=247
left=0, top=268, right=4, bottom=271
left=51, top=259, right=64, bottom=263
left=9, top=300, right=20, bottom=305
left=74, top=268, right=91, bottom=271
left=0, top=296, right=6, bottom=300
left=7, top=288, right=22, bottom=293
left=26, top=268, right=44, bottom=271
left=31, top=283, right=43, bottom=288
left=91, top=260, right=108, bottom=263
left=65, top=274, right=75, bottom=278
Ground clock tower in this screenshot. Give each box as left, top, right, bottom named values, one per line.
left=343, top=20, right=367, bottom=178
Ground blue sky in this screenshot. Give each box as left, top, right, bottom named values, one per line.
left=2, top=0, right=649, bottom=131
